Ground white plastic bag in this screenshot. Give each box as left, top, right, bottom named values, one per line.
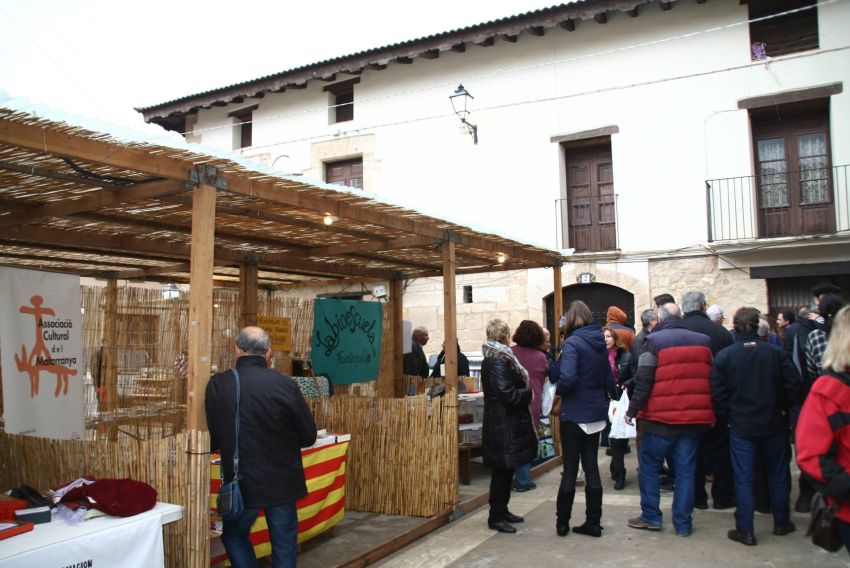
left=541, top=380, right=557, bottom=416
left=608, top=390, right=637, bottom=439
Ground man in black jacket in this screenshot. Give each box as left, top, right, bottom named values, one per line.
left=681, top=290, right=735, bottom=511
left=711, top=307, right=802, bottom=546
left=206, top=326, right=317, bottom=567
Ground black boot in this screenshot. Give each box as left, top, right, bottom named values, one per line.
left=556, top=488, right=575, bottom=537
left=573, top=486, right=603, bottom=536
left=615, top=471, right=626, bottom=491
left=795, top=481, right=816, bottom=513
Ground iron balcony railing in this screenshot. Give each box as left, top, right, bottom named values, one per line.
left=554, top=193, right=619, bottom=253
left=706, top=164, right=849, bottom=242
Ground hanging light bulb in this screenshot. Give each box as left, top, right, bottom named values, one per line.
left=323, top=214, right=335, bottom=225
left=497, top=253, right=507, bottom=264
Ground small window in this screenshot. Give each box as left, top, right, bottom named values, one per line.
left=325, top=158, right=363, bottom=189
left=749, top=0, right=818, bottom=60
left=230, top=108, right=253, bottom=149
left=463, top=285, right=473, bottom=304
left=334, top=88, right=354, bottom=123
left=324, top=78, right=360, bottom=124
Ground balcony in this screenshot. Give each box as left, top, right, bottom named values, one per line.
left=706, top=164, right=849, bottom=242
left=555, top=194, right=619, bottom=253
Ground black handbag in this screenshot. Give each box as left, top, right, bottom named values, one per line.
left=807, top=493, right=842, bottom=552
left=216, top=369, right=244, bottom=521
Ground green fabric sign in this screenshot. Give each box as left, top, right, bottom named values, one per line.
left=310, top=299, right=383, bottom=385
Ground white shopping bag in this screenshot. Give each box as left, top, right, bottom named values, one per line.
left=541, top=380, right=557, bottom=416
left=608, top=390, right=637, bottom=439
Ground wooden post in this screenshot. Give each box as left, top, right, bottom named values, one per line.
left=391, top=279, right=404, bottom=397
left=100, top=278, right=119, bottom=440
left=553, top=263, right=563, bottom=340
left=441, top=238, right=458, bottom=392
left=239, top=259, right=258, bottom=327
left=186, top=182, right=216, bottom=568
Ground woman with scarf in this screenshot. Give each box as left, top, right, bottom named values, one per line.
left=555, top=301, right=615, bottom=537
left=603, top=326, right=633, bottom=490
left=481, top=318, right=538, bottom=534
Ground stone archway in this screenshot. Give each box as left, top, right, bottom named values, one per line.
left=544, top=282, right=635, bottom=335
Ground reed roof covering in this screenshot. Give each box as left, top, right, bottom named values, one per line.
left=0, top=105, right=564, bottom=288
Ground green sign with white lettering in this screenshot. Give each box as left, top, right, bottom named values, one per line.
left=310, top=299, right=382, bottom=385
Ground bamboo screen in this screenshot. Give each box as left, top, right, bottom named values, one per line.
left=0, top=431, right=190, bottom=567
left=308, top=393, right=458, bottom=518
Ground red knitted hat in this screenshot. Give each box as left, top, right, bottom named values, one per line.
left=61, top=478, right=157, bottom=517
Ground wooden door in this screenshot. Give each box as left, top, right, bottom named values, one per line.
left=752, top=102, right=834, bottom=237
left=565, top=142, right=616, bottom=252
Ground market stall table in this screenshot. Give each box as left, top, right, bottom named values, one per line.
left=210, top=435, right=350, bottom=564
left=0, top=502, right=182, bottom=568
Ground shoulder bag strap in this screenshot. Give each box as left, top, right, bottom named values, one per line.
left=232, top=368, right=241, bottom=480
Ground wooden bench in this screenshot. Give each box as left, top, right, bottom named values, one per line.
left=458, top=440, right=484, bottom=485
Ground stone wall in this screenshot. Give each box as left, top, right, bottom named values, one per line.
left=648, top=255, right=768, bottom=316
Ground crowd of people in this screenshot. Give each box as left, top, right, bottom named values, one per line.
left=475, top=283, right=850, bottom=557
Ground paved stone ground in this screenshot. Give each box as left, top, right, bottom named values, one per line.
left=373, top=449, right=850, bottom=568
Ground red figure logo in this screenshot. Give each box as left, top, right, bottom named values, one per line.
left=14, top=295, right=78, bottom=397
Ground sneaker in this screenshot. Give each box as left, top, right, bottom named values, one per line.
left=628, top=517, right=661, bottom=531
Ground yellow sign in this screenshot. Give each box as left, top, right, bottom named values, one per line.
left=257, top=316, right=292, bottom=351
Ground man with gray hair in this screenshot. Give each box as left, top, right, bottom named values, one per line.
left=403, top=325, right=430, bottom=378
left=707, top=304, right=725, bottom=327
left=205, top=326, right=317, bottom=567
left=681, top=290, right=735, bottom=511
left=625, top=303, right=714, bottom=536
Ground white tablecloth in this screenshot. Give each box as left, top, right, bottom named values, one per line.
left=0, top=502, right=182, bottom=568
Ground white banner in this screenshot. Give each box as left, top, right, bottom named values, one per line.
left=0, top=267, right=84, bottom=439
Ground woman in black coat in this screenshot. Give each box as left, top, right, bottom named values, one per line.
left=604, top=326, right=633, bottom=490
left=481, top=318, right=537, bottom=534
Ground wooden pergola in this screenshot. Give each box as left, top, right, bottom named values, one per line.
left=0, top=104, right=565, bottom=565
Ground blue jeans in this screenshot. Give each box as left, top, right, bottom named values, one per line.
left=515, top=462, right=532, bottom=489
left=638, top=430, right=699, bottom=534
left=729, top=429, right=791, bottom=534
left=221, top=502, right=299, bottom=568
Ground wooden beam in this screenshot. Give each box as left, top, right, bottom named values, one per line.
left=419, top=49, right=439, bottom=59
left=391, top=279, right=404, bottom=398
left=0, top=117, right=190, bottom=181
left=451, top=43, right=466, bottom=53
left=528, top=26, right=545, bottom=37
left=660, top=1, right=672, bottom=10
left=186, top=183, right=216, bottom=567
left=441, top=239, right=458, bottom=393
left=101, top=279, right=118, bottom=417
left=240, top=260, right=259, bottom=327
left=559, top=19, right=575, bottom=31
left=365, top=63, right=387, bottom=70
left=306, top=236, right=432, bottom=257
left=501, top=34, right=518, bottom=43
left=626, top=7, right=639, bottom=17
left=594, top=12, right=608, bottom=24
left=474, top=37, right=495, bottom=47
left=0, top=179, right=189, bottom=228
left=394, top=56, right=413, bottom=64
left=0, top=225, right=245, bottom=264
left=553, top=264, right=563, bottom=341
left=112, top=262, right=190, bottom=279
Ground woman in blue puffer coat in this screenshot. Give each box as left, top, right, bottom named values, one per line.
left=555, top=301, right=615, bottom=538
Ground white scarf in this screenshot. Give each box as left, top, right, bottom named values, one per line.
left=482, top=340, right=529, bottom=385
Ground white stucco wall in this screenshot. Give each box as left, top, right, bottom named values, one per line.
left=185, top=2, right=850, bottom=338
left=191, top=1, right=849, bottom=254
